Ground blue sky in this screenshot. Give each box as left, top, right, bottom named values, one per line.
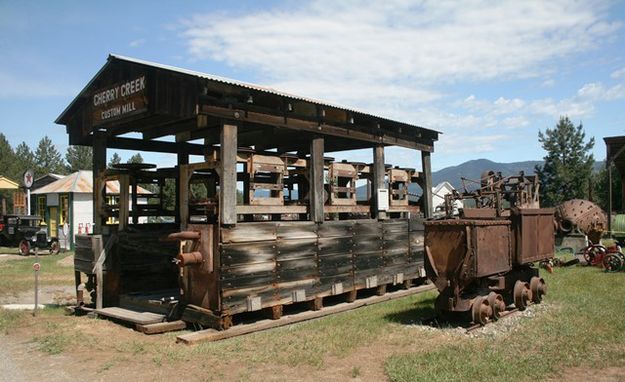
left=1, top=0, right=625, bottom=171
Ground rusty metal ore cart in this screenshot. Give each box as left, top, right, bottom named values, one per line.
left=57, top=55, right=439, bottom=330
left=425, top=172, right=554, bottom=325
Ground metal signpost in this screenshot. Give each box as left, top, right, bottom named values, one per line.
left=23, top=169, right=34, bottom=215
left=33, top=248, right=40, bottom=316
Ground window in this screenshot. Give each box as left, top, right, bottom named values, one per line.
left=37, top=196, right=46, bottom=219
left=59, top=195, right=69, bottom=225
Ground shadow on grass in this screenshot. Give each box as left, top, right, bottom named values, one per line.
left=383, top=295, right=437, bottom=325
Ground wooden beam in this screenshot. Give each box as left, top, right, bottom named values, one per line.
left=106, top=137, right=207, bottom=156
left=310, top=137, right=324, bottom=223
left=220, top=123, right=238, bottom=225
left=92, top=131, right=107, bottom=233
left=175, top=151, right=189, bottom=225
left=176, top=283, right=435, bottom=344
left=372, top=145, right=387, bottom=220
left=118, top=175, right=129, bottom=230
left=421, top=151, right=433, bottom=218
left=199, top=105, right=434, bottom=152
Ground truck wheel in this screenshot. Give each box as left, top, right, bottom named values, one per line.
left=49, top=239, right=60, bottom=255
left=18, top=240, right=30, bottom=256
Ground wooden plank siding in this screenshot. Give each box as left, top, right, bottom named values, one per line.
left=218, top=218, right=425, bottom=315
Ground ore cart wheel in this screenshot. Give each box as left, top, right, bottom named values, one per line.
left=471, top=296, right=492, bottom=326
left=513, top=280, right=532, bottom=311
left=220, top=315, right=233, bottom=330
left=487, top=292, right=505, bottom=321
left=18, top=240, right=30, bottom=256
left=529, top=277, right=547, bottom=303
left=49, top=239, right=60, bottom=255
left=603, top=253, right=624, bottom=273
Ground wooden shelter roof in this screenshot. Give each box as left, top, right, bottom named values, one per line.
left=56, top=55, right=439, bottom=155
left=0, top=176, right=18, bottom=190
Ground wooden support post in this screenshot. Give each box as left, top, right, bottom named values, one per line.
left=92, top=131, right=107, bottom=234
left=263, top=305, right=283, bottom=320
left=376, top=284, right=387, bottom=296
left=421, top=150, right=433, bottom=218
left=179, top=165, right=189, bottom=227
left=346, top=289, right=357, bottom=303
left=220, top=123, right=238, bottom=226
left=131, top=181, right=138, bottom=225
left=310, top=137, right=324, bottom=223
left=309, top=297, right=323, bottom=311
left=175, top=152, right=189, bottom=224
left=118, top=175, right=129, bottom=230
left=372, top=145, right=387, bottom=220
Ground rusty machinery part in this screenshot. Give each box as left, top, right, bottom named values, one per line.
left=513, top=280, right=532, bottom=311
left=487, top=292, right=506, bottom=321
left=176, top=251, right=203, bottom=266
left=445, top=171, right=540, bottom=217
left=166, top=231, right=201, bottom=241
left=581, top=244, right=607, bottom=266
left=555, top=199, right=607, bottom=243
left=471, top=296, right=492, bottom=326
left=529, top=276, right=546, bottom=304
left=603, top=252, right=625, bottom=272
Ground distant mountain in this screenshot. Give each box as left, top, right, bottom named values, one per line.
left=433, top=159, right=543, bottom=190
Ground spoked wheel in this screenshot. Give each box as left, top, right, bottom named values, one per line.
left=486, top=292, right=506, bottom=321
left=513, top=280, right=532, bottom=311
left=583, top=245, right=607, bottom=266
left=18, top=239, right=30, bottom=256
left=471, top=296, right=492, bottom=326
left=603, top=253, right=625, bottom=272
left=49, top=239, right=60, bottom=255
left=529, top=277, right=547, bottom=303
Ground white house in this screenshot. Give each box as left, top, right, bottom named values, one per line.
left=432, top=181, right=463, bottom=215
left=31, top=170, right=150, bottom=249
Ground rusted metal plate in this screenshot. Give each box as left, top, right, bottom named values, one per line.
left=513, top=208, right=555, bottom=264
left=409, top=218, right=425, bottom=232
left=474, top=225, right=511, bottom=277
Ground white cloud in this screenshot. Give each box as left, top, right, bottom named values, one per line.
left=129, top=38, right=146, bottom=48
left=611, top=66, right=625, bottom=79
left=181, top=1, right=618, bottom=96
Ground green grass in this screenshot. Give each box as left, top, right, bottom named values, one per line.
left=0, top=251, right=74, bottom=297
left=384, top=267, right=625, bottom=381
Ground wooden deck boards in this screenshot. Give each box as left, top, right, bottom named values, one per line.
left=95, top=307, right=166, bottom=325
left=176, top=283, right=435, bottom=344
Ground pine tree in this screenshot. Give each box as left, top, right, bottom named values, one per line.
left=108, top=152, right=122, bottom=168
left=594, top=163, right=622, bottom=212
left=34, top=136, right=65, bottom=175
left=14, top=142, right=35, bottom=177
left=127, top=153, right=144, bottom=164
left=65, top=145, right=93, bottom=172
left=0, top=133, right=18, bottom=180
left=535, top=116, right=595, bottom=207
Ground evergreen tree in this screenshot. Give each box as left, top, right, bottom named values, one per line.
left=535, top=116, right=595, bottom=207
left=127, top=153, right=144, bottom=164
left=34, top=136, right=65, bottom=175
left=14, top=142, right=35, bottom=177
left=594, top=163, right=622, bottom=212
left=108, top=152, right=122, bottom=168
left=0, top=133, right=18, bottom=180
left=65, top=145, right=93, bottom=172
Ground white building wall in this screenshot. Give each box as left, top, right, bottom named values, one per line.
left=72, top=193, right=94, bottom=241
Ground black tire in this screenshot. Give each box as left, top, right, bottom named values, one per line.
left=18, top=239, right=30, bottom=256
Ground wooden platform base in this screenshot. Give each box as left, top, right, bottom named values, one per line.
left=95, top=307, right=166, bottom=325
left=176, top=283, right=435, bottom=344
left=137, top=320, right=187, bottom=334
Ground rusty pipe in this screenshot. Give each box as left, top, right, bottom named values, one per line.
left=166, top=231, right=201, bottom=241
left=177, top=251, right=203, bottom=266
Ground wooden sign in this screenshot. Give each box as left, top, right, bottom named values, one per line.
left=92, top=76, right=148, bottom=125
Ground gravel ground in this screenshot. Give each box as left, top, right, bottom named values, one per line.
left=0, top=338, right=27, bottom=382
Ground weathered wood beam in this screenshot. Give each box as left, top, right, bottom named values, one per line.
left=220, top=123, right=238, bottom=225
left=107, top=137, right=206, bottom=156
left=372, top=145, right=387, bottom=220
left=310, top=137, right=324, bottom=223
left=141, top=118, right=196, bottom=140
left=92, top=131, right=107, bottom=233
left=421, top=151, right=433, bottom=218
left=199, top=105, right=434, bottom=152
